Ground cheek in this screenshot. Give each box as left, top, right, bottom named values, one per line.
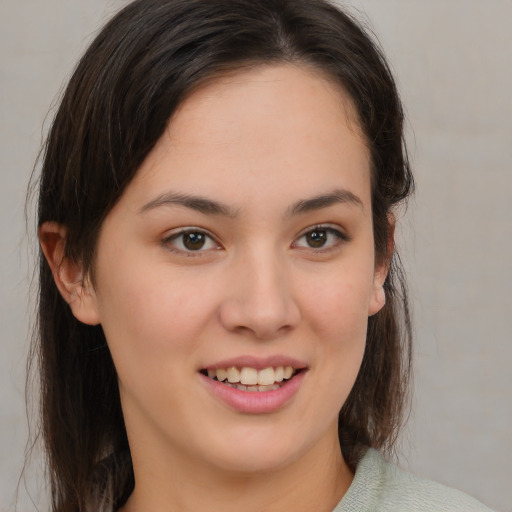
left=93, top=252, right=216, bottom=373
left=300, top=260, right=374, bottom=344
left=295, top=265, right=372, bottom=434
left=299, top=256, right=373, bottom=406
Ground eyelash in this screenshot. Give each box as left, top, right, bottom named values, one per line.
left=292, top=225, right=349, bottom=254
left=162, top=228, right=221, bottom=256
left=162, top=225, right=349, bottom=256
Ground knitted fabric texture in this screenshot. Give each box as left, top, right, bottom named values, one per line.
left=332, top=449, right=493, bottom=512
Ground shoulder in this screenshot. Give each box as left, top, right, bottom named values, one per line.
left=333, top=448, right=494, bottom=512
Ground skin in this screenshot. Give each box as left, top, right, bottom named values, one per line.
left=40, top=64, right=388, bottom=512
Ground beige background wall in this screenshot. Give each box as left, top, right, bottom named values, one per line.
left=1, top=1, right=511, bottom=511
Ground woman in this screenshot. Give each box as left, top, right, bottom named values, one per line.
left=33, top=0, right=492, bottom=511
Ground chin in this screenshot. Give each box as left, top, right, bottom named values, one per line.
left=210, top=447, right=299, bottom=475
left=196, top=422, right=323, bottom=475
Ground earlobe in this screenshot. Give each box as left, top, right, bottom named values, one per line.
left=38, top=221, right=101, bottom=326
left=368, top=214, right=395, bottom=317
left=368, top=284, right=386, bottom=316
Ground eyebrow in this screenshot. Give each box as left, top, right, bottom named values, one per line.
left=139, top=187, right=363, bottom=217
left=286, top=188, right=363, bottom=217
left=139, top=192, right=239, bottom=217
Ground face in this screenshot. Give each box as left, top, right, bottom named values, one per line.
left=81, top=65, right=386, bottom=476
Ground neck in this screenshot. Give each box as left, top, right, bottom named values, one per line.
left=120, top=426, right=352, bottom=512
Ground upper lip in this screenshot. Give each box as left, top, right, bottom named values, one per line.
left=202, top=355, right=308, bottom=371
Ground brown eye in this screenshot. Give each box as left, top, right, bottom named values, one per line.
left=164, top=229, right=220, bottom=254
left=183, top=232, right=206, bottom=250
left=305, top=229, right=328, bottom=248
left=293, top=226, right=348, bottom=251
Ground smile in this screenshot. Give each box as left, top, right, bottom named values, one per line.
left=201, top=366, right=298, bottom=392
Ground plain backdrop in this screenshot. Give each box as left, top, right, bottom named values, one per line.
left=1, top=1, right=511, bottom=511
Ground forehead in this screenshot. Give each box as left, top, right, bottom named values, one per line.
left=169, top=63, right=365, bottom=152
left=124, top=64, right=371, bottom=212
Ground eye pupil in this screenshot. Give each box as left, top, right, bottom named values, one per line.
left=306, top=229, right=327, bottom=248
left=183, top=232, right=206, bottom=250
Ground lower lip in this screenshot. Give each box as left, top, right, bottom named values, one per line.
left=199, top=371, right=306, bottom=414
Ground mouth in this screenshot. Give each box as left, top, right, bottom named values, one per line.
left=200, top=366, right=302, bottom=392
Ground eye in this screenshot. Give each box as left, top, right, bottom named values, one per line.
left=293, top=225, right=348, bottom=251
left=163, top=228, right=221, bottom=254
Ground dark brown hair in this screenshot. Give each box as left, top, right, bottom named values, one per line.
left=33, top=0, right=413, bottom=510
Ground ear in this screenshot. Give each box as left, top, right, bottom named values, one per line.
left=39, top=221, right=101, bottom=326
left=368, top=215, right=395, bottom=317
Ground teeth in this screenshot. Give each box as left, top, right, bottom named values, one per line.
left=258, top=384, right=273, bottom=391
left=284, top=366, right=294, bottom=379
left=207, top=365, right=298, bottom=388
left=226, top=366, right=240, bottom=384
left=227, top=367, right=240, bottom=383
left=258, top=367, right=275, bottom=386
left=240, top=367, right=258, bottom=385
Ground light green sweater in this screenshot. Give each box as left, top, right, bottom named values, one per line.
left=332, top=449, right=493, bottom=512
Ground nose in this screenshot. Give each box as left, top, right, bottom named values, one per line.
left=219, top=249, right=301, bottom=340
